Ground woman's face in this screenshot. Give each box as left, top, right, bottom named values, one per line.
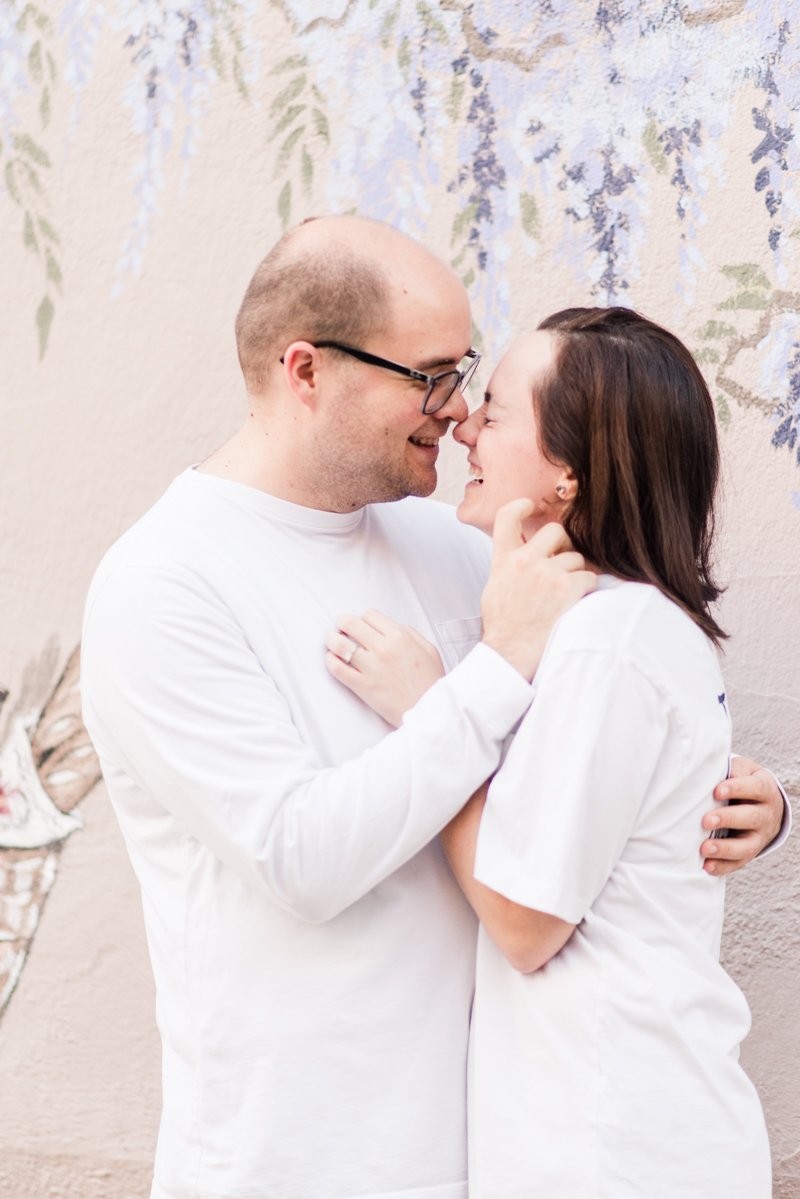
left=454, top=330, right=574, bottom=536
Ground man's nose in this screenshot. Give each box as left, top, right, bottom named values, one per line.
left=435, top=386, right=469, bottom=425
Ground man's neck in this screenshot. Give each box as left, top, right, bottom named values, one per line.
left=198, top=412, right=353, bottom=513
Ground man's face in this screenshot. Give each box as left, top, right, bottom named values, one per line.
left=309, top=269, right=474, bottom=509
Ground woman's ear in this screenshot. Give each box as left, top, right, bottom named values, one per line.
left=554, top=473, right=578, bottom=503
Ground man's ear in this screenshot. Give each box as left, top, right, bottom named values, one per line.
left=281, top=341, right=323, bottom=409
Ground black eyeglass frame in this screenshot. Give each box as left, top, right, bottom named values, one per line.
left=281, top=342, right=482, bottom=414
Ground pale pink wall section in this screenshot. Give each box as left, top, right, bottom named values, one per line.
left=0, top=2, right=798, bottom=1197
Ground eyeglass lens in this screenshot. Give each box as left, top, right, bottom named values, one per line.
left=422, top=355, right=481, bottom=415
left=423, top=372, right=461, bottom=415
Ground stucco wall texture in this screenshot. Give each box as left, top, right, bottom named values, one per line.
left=0, top=1, right=799, bottom=1196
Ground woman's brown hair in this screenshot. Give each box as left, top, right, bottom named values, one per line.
left=536, top=307, right=726, bottom=644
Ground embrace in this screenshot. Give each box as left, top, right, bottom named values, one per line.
left=82, top=216, right=787, bottom=1199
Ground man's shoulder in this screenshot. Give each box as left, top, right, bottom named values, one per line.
left=85, top=470, right=215, bottom=622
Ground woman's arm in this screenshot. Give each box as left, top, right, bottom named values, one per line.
left=440, top=783, right=576, bottom=974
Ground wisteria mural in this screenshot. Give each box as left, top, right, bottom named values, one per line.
left=1, top=0, right=799, bottom=455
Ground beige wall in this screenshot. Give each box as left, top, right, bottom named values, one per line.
left=0, top=1, right=798, bottom=1195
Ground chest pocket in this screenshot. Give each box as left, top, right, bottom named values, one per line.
left=435, top=616, right=483, bottom=672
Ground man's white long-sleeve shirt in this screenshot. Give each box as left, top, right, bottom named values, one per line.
left=81, top=468, right=534, bottom=1199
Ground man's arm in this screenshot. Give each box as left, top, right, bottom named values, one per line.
left=701, top=756, right=790, bottom=875
left=82, top=517, right=594, bottom=924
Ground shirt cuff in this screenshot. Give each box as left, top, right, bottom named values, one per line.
left=760, top=770, right=792, bottom=856
left=409, top=641, right=534, bottom=741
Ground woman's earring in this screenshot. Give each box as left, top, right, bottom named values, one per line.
left=555, top=485, right=566, bottom=497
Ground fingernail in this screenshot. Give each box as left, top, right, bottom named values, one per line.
left=710, top=814, right=720, bottom=826
left=706, top=843, right=718, bottom=854
left=719, top=786, right=729, bottom=799
left=706, top=862, right=717, bottom=874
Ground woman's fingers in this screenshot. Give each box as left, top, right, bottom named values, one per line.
left=336, top=612, right=384, bottom=651
left=360, top=609, right=404, bottom=636
left=527, top=521, right=576, bottom=557
left=491, top=499, right=536, bottom=555
left=552, top=551, right=588, bottom=575
left=325, top=630, right=362, bottom=666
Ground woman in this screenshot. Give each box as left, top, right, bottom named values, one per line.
left=326, top=308, right=771, bottom=1196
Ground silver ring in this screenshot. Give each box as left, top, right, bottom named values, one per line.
left=341, top=638, right=359, bottom=665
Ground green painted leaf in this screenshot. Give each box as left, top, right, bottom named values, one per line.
left=233, top=55, right=249, bottom=101
left=23, top=210, right=38, bottom=253
left=4, top=162, right=21, bottom=205
left=471, top=320, right=484, bottom=352
left=37, top=215, right=59, bottom=244
left=46, top=50, right=56, bottom=83
left=301, top=146, right=313, bottom=195
left=461, top=269, right=475, bottom=290
left=210, top=35, right=225, bottom=78
left=398, top=36, right=411, bottom=75
left=271, top=55, right=308, bottom=74
left=445, top=77, right=464, bottom=121
left=36, top=295, right=54, bottom=360
left=416, top=2, right=447, bottom=41
left=275, top=126, right=305, bottom=176
left=29, top=40, right=43, bottom=84
left=270, top=104, right=305, bottom=141
left=642, top=118, right=668, bottom=175
left=45, top=247, right=62, bottom=290
left=312, top=108, right=329, bottom=144
left=698, top=320, right=735, bottom=340
left=520, top=192, right=540, bottom=239
left=40, top=86, right=51, bottom=128
left=278, top=181, right=292, bottom=231
left=14, top=134, right=51, bottom=168
left=694, top=347, right=719, bottom=364
left=715, top=394, right=731, bottom=429
left=18, top=160, right=43, bottom=193
left=270, top=75, right=306, bottom=119
left=720, top=263, right=769, bottom=290
left=32, top=5, right=51, bottom=32
left=451, top=201, right=478, bottom=246
left=450, top=249, right=466, bottom=269
left=717, top=291, right=770, bottom=311
left=380, top=6, right=398, bottom=45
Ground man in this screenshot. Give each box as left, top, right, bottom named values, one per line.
left=82, top=216, right=786, bottom=1199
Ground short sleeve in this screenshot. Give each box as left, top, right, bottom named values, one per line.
left=473, top=648, right=670, bottom=924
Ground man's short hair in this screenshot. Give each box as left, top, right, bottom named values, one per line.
left=235, top=226, right=391, bottom=394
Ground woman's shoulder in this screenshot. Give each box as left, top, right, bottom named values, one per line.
left=545, top=576, right=718, bottom=683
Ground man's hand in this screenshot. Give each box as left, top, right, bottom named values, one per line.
left=701, top=757, right=785, bottom=875
left=481, top=502, right=597, bottom=681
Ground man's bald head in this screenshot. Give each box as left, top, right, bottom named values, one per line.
left=235, top=216, right=454, bottom=395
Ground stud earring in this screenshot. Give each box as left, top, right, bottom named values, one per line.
left=555, top=485, right=566, bottom=497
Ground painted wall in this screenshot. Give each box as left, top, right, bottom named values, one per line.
left=0, top=1, right=798, bottom=1195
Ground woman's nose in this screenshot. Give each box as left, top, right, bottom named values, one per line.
left=453, top=409, right=480, bottom=447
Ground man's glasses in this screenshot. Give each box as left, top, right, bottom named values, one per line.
left=311, top=342, right=482, bottom=414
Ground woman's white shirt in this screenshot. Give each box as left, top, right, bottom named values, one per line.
left=469, top=576, right=771, bottom=1199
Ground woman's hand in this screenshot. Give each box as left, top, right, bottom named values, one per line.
left=325, top=610, right=445, bottom=727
